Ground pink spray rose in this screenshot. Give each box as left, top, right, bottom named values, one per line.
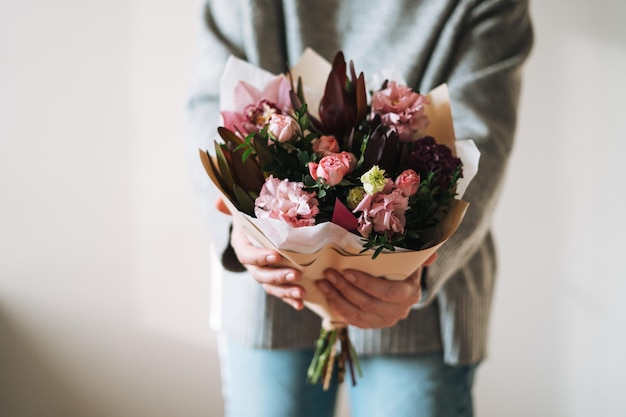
left=312, top=135, right=340, bottom=156
left=394, top=169, right=421, bottom=197
left=308, top=152, right=354, bottom=186
left=353, top=188, right=409, bottom=238
left=254, top=176, right=319, bottom=227
left=268, top=114, right=298, bottom=143
left=370, top=81, right=429, bottom=142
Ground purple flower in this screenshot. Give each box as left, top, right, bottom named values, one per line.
left=405, top=136, right=462, bottom=191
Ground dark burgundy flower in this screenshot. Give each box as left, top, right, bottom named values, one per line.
left=405, top=136, right=463, bottom=191
left=317, top=52, right=368, bottom=140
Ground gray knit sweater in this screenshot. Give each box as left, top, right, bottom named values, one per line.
left=186, top=0, right=533, bottom=365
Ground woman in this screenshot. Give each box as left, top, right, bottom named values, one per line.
left=186, top=1, right=534, bottom=416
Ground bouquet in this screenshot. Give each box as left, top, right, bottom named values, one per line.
left=200, top=49, right=479, bottom=390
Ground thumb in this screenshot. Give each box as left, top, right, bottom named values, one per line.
left=423, top=252, right=438, bottom=267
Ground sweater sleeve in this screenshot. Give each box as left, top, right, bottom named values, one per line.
left=417, top=0, right=534, bottom=305
left=185, top=1, right=247, bottom=270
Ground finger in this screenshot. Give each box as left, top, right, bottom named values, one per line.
left=323, top=269, right=384, bottom=313
left=261, top=283, right=305, bottom=301
left=341, top=269, right=419, bottom=303
left=215, top=197, right=231, bottom=215
left=423, top=252, right=438, bottom=266
left=316, top=277, right=385, bottom=328
left=247, top=264, right=301, bottom=286
left=282, top=297, right=305, bottom=311
left=230, top=224, right=281, bottom=267
left=318, top=271, right=415, bottom=328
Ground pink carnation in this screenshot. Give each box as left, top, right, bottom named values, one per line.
left=353, top=188, right=409, bottom=238
left=370, top=81, right=429, bottom=142
left=254, top=176, right=319, bottom=227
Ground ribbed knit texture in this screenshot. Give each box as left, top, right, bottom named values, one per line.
left=186, top=0, right=533, bottom=364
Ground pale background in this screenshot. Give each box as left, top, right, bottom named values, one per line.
left=1, top=1, right=625, bottom=416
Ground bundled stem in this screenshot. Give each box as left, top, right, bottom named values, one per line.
left=306, top=326, right=363, bottom=391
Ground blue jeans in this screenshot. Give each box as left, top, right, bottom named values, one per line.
left=218, top=336, right=478, bottom=417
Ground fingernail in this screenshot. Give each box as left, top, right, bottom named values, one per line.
left=289, top=300, right=303, bottom=311
left=266, top=254, right=277, bottom=263
left=290, top=289, right=301, bottom=298
left=326, top=272, right=337, bottom=284
left=344, top=271, right=356, bottom=282
left=285, top=272, right=296, bottom=281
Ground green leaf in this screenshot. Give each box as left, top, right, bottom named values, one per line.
left=354, top=72, right=368, bottom=122
left=200, top=150, right=237, bottom=206
left=253, top=134, right=275, bottom=169
left=242, top=147, right=254, bottom=162
left=297, top=149, right=313, bottom=168
left=228, top=146, right=265, bottom=194
left=304, top=175, right=316, bottom=187
left=300, top=115, right=310, bottom=131
left=214, top=143, right=235, bottom=193
left=217, top=126, right=244, bottom=147
left=233, top=184, right=256, bottom=216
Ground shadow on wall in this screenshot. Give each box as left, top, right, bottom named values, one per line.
left=0, top=305, right=223, bottom=417
left=0, top=307, right=93, bottom=416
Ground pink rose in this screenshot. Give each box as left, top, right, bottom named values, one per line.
left=370, top=81, right=429, bottom=142
left=268, top=114, right=298, bottom=143
left=394, top=169, right=421, bottom=197
left=353, top=189, right=408, bottom=238
left=341, top=151, right=358, bottom=170
left=308, top=152, right=353, bottom=186
left=254, top=176, right=319, bottom=227
left=312, top=135, right=340, bottom=156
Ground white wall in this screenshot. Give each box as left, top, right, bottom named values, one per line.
left=476, top=1, right=626, bottom=416
left=1, top=1, right=625, bottom=417
left=0, top=1, right=223, bottom=416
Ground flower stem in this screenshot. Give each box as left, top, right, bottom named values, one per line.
left=307, top=326, right=362, bottom=390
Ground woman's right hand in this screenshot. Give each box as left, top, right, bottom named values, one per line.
left=216, top=197, right=306, bottom=310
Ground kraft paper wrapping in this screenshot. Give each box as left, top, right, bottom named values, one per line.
left=201, top=49, right=479, bottom=327
left=201, top=151, right=469, bottom=326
